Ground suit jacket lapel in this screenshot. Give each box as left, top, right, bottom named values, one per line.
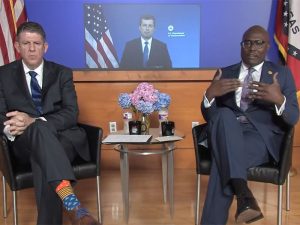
left=229, top=63, right=241, bottom=79
left=148, top=39, right=156, bottom=61
left=13, top=61, right=32, bottom=99
left=41, top=61, right=59, bottom=114
left=42, top=61, right=56, bottom=98
left=260, top=62, right=274, bottom=84
left=11, top=61, right=38, bottom=114
left=223, top=63, right=241, bottom=110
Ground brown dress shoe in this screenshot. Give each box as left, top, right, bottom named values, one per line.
left=235, top=196, right=263, bottom=224
left=68, top=205, right=101, bottom=225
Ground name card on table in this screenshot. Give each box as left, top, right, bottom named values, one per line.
left=155, top=136, right=183, bottom=142
left=102, top=134, right=152, bottom=144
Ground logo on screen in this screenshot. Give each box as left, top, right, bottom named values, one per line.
left=168, top=25, right=174, bottom=32
left=168, top=24, right=185, bottom=38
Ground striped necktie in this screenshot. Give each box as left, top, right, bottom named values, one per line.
left=29, top=71, right=42, bottom=115
left=240, top=67, right=255, bottom=111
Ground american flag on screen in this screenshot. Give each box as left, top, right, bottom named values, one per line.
left=0, top=0, right=27, bottom=66
left=274, top=0, right=300, bottom=95
left=84, top=4, right=119, bottom=68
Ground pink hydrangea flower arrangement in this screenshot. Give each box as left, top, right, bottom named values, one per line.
left=118, top=82, right=171, bottom=115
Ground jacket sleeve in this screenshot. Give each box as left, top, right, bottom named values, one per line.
left=279, top=66, right=299, bottom=126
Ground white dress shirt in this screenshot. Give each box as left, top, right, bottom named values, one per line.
left=24, top=61, right=44, bottom=92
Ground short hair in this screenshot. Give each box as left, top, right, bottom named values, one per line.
left=140, top=15, right=156, bottom=27
left=242, top=25, right=269, bottom=43
left=16, top=21, right=46, bottom=41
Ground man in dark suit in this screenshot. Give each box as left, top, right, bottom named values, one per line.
left=200, top=25, right=299, bottom=224
left=120, top=14, right=172, bottom=69
left=0, top=22, right=100, bottom=225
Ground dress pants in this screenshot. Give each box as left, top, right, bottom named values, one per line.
left=11, top=120, right=78, bottom=225
left=201, top=108, right=270, bottom=225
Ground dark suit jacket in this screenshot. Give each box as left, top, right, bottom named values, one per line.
left=201, top=61, right=299, bottom=161
left=120, top=38, right=172, bottom=69
left=0, top=59, right=89, bottom=160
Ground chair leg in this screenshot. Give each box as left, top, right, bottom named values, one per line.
left=277, top=185, right=283, bottom=225
left=286, top=172, right=290, bottom=211
left=195, top=174, right=201, bottom=225
left=12, top=191, right=18, bottom=225
left=96, top=175, right=102, bottom=224
left=2, top=176, right=7, bottom=218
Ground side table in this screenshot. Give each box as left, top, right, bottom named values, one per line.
left=103, top=128, right=184, bottom=223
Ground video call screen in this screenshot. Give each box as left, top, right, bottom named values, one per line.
left=25, top=0, right=277, bottom=70
left=84, top=3, right=200, bottom=69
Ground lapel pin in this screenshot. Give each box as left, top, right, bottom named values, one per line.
left=268, top=70, right=273, bottom=75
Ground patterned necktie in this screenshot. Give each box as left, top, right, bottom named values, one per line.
left=240, top=67, right=255, bottom=111
left=143, top=41, right=149, bottom=67
left=29, top=71, right=42, bottom=115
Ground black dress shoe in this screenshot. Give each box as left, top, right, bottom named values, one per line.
left=235, top=196, right=263, bottom=224
left=68, top=205, right=101, bottom=225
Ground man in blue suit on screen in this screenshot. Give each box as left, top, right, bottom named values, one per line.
left=200, top=25, right=299, bottom=224
left=120, top=14, right=172, bottom=69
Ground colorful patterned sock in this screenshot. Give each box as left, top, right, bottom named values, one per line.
left=55, top=180, right=80, bottom=211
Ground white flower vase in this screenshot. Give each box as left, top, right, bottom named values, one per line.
left=123, top=110, right=133, bottom=134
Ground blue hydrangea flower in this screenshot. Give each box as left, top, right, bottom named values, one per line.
left=118, top=93, right=131, bottom=109
left=154, top=92, right=171, bottom=110
left=135, top=101, right=155, bottom=115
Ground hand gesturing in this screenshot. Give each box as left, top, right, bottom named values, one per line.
left=248, top=72, right=284, bottom=107
left=206, top=69, right=241, bottom=101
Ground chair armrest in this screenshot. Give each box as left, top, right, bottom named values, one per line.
left=0, top=135, right=15, bottom=188
left=78, top=123, right=103, bottom=164
left=192, top=123, right=211, bottom=174
left=192, top=123, right=208, bottom=145
left=278, top=126, right=294, bottom=184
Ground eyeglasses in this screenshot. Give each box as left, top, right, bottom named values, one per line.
left=240, top=40, right=266, bottom=49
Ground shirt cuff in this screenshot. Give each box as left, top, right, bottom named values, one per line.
left=203, top=91, right=215, bottom=108
left=3, top=125, right=15, bottom=141
left=275, top=96, right=286, bottom=116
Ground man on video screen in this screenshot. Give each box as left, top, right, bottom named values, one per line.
left=120, top=15, right=172, bottom=69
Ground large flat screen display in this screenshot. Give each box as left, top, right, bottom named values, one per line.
left=84, top=4, right=200, bottom=69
